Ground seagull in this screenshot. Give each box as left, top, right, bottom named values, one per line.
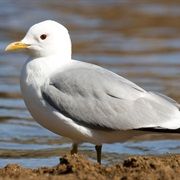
left=5, top=20, right=180, bottom=164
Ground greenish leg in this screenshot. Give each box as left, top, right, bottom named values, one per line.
left=95, top=145, right=102, bottom=164
left=71, top=143, right=78, bottom=154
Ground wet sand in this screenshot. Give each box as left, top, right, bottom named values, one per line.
left=0, top=154, right=180, bottom=180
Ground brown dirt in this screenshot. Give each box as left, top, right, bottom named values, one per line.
left=0, top=154, right=180, bottom=180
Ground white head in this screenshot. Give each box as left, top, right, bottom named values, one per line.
left=5, top=20, right=72, bottom=58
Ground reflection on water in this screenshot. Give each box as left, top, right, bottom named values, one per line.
left=0, top=0, right=180, bottom=168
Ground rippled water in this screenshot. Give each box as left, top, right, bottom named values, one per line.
left=0, top=0, right=180, bottom=168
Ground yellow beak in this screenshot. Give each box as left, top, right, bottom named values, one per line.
left=5, top=41, right=30, bottom=51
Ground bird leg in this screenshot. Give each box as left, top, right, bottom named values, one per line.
left=95, top=145, right=102, bottom=164
left=71, top=143, right=78, bottom=154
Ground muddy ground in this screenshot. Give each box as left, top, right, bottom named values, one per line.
left=0, top=154, right=180, bottom=180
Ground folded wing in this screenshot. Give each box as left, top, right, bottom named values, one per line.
left=41, top=61, right=180, bottom=131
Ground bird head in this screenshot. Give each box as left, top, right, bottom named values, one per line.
left=5, top=20, right=72, bottom=58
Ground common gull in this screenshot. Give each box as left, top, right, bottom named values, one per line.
left=5, top=20, right=180, bottom=164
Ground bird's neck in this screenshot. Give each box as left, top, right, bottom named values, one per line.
left=20, top=53, right=70, bottom=94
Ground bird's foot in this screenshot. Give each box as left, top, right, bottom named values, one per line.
left=71, top=143, right=78, bottom=154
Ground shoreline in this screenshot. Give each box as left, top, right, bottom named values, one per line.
left=0, top=154, right=180, bottom=180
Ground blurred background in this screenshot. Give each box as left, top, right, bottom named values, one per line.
left=0, top=0, right=180, bottom=168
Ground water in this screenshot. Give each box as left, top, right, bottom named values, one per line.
left=0, top=0, right=180, bottom=168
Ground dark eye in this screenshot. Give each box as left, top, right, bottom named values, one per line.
left=40, top=34, right=47, bottom=40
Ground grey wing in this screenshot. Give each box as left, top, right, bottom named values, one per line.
left=41, top=62, right=180, bottom=131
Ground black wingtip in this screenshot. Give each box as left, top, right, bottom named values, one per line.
left=134, top=127, right=180, bottom=134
